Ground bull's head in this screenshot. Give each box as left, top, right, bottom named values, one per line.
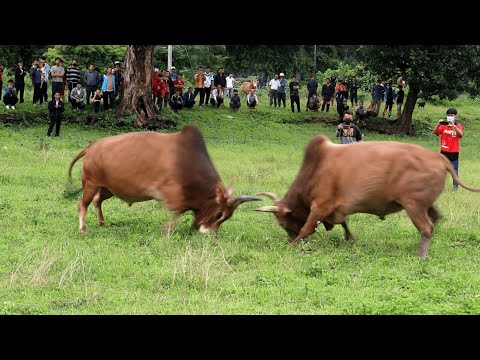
left=253, top=192, right=304, bottom=240
left=194, top=184, right=261, bottom=234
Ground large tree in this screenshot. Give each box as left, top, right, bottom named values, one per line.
left=358, top=45, right=480, bottom=135
left=117, top=45, right=157, bottom=127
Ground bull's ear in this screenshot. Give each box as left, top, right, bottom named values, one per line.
left=215, top=184, right=225, bottom=204
left=225, top=186, right=234, bottom=200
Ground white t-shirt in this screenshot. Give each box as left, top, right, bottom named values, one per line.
left=226, top=76, right=235, bottom=88
left=269, top=79, right=280, bottom=90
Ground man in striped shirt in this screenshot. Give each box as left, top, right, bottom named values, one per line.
left=66, top=59, right=82, bottom=101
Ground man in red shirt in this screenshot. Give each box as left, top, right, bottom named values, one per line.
left=433, top=108, right=464, bottom=190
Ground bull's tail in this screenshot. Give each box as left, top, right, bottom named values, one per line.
left=68, top=147, right=88, bottom=180
left=444, top=156, right=480, bottom=192
left=64, top=147, right=89, bottom=198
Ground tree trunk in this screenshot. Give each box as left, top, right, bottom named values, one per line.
left=396, top=85, right=419, bottom=135
left=117, top=45, right=157, bottom=127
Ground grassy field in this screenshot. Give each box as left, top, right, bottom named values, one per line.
left=1, top=87, right=480, bottom=314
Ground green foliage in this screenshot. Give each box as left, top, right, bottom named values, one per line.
left=316, top=61, right=376, bottom=89
left=358, top=45, right=480, bottom=100
left=226, top=45, right=318, bottom=79
left=43, top=45, right=127, bottom=72
left=154, top=45, right=228, bottom=73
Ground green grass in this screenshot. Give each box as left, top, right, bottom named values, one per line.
left=1, top=87, right=480, bottom=314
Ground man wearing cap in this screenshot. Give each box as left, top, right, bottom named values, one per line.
left=168, top=67, right=178, bottom=102
left=277, top=73, right=287, bottom=108
left=433, top=108, right=464, bottom=190
left=50, top=57, right=65, bottom=100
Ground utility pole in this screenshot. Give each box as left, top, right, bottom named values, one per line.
left=168, top=45, right=173, bottom=70
left=313, top=45, right=317, bottom=74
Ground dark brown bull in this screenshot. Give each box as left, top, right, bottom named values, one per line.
left=254, top=135, right=480, bottom=259
left=68, top=125, right=260, bottom=234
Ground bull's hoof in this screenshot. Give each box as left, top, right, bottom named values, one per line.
left=80, top=229, right=87, bottom=235
left=99, top=221, right=106, bottom=227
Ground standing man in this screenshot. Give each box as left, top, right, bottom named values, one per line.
left=289, top=76, right=301, bottom=113
left=268, top=74, right=280, bottom=108
left=306, top=74, right=318, bottom=111
left=433, top=108, right=464, bottom=190
left=277, top=72, right=287, bottom=109
left=348, top=76, right=360, bottom=108
left=382, top=81, right=396, bottom=119
left=204, top=66, right=214, bottom=106
left=50, top=57, right=65, bottom=100
left=14, top=60, right=28, bottom=104
left=167, top=66, right=178, bottom=98
left=47, top=92, right=65, bottom=137
left=225, top=73, right=235, bottom=99
left=39, top=56, right=51, bottom=102
left=101, top=67, right=116, bottom=111
left=66, top=58, right=82, bottom=100
left=84, top=63, right=100, bottom=105
left=396, top=84, right=404, bottom=118
left=193, top=67, right=206, bottom=107
left=371, top=80, right=384, bottom=114
left=321, top=78, right=333, bottom=112
left=113, top=61, right=123, bottom=99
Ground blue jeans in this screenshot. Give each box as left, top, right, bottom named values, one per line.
left=451, top=159, right=459, bottom=189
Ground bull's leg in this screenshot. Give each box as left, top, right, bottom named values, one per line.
left=93, top=187, right=113, bottom=226
left=341, top=221, right=355, bottom=241
left=428, top=206, right=441, bottom=225
left=403, top=204, right=434, bottom=260
left=289, top=204, right=333, bottom=247
left=78, top=182, right=99, bottom=235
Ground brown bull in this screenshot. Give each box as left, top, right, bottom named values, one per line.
left=241, top=79, right=258, bottom=96
left=255, top=135, right=480, bottom=259
left=68, top=125, right=260, bottom=234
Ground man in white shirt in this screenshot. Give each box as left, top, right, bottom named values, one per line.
left=268, top=74, right=280, bottom=108
left=225, top=73, right=235, bottom=99
left=204, top=66, right=214, bottom=105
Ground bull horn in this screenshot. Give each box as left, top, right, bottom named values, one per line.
left=235, top=196, right=262, bottom=205
left=253, top=205, right=280, bottom=213
left=255, top=192, right=281, bottom=202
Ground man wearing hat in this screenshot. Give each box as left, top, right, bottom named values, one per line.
left=433, top=108, right=464, bottom=190
left=277, top=73, right=287, bottom=108
left=168, top=66, right=178, bottom=103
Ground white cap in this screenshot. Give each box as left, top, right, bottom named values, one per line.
left=114, top=61, right=121, bottom=65
left=171, top=66, right=176, bottom=70
left=279, top=72, right=285, bottom=77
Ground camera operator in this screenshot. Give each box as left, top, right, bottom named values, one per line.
left=433, top=108, right=464, bottom=190
left=335, top=110, right=363, bottom=144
